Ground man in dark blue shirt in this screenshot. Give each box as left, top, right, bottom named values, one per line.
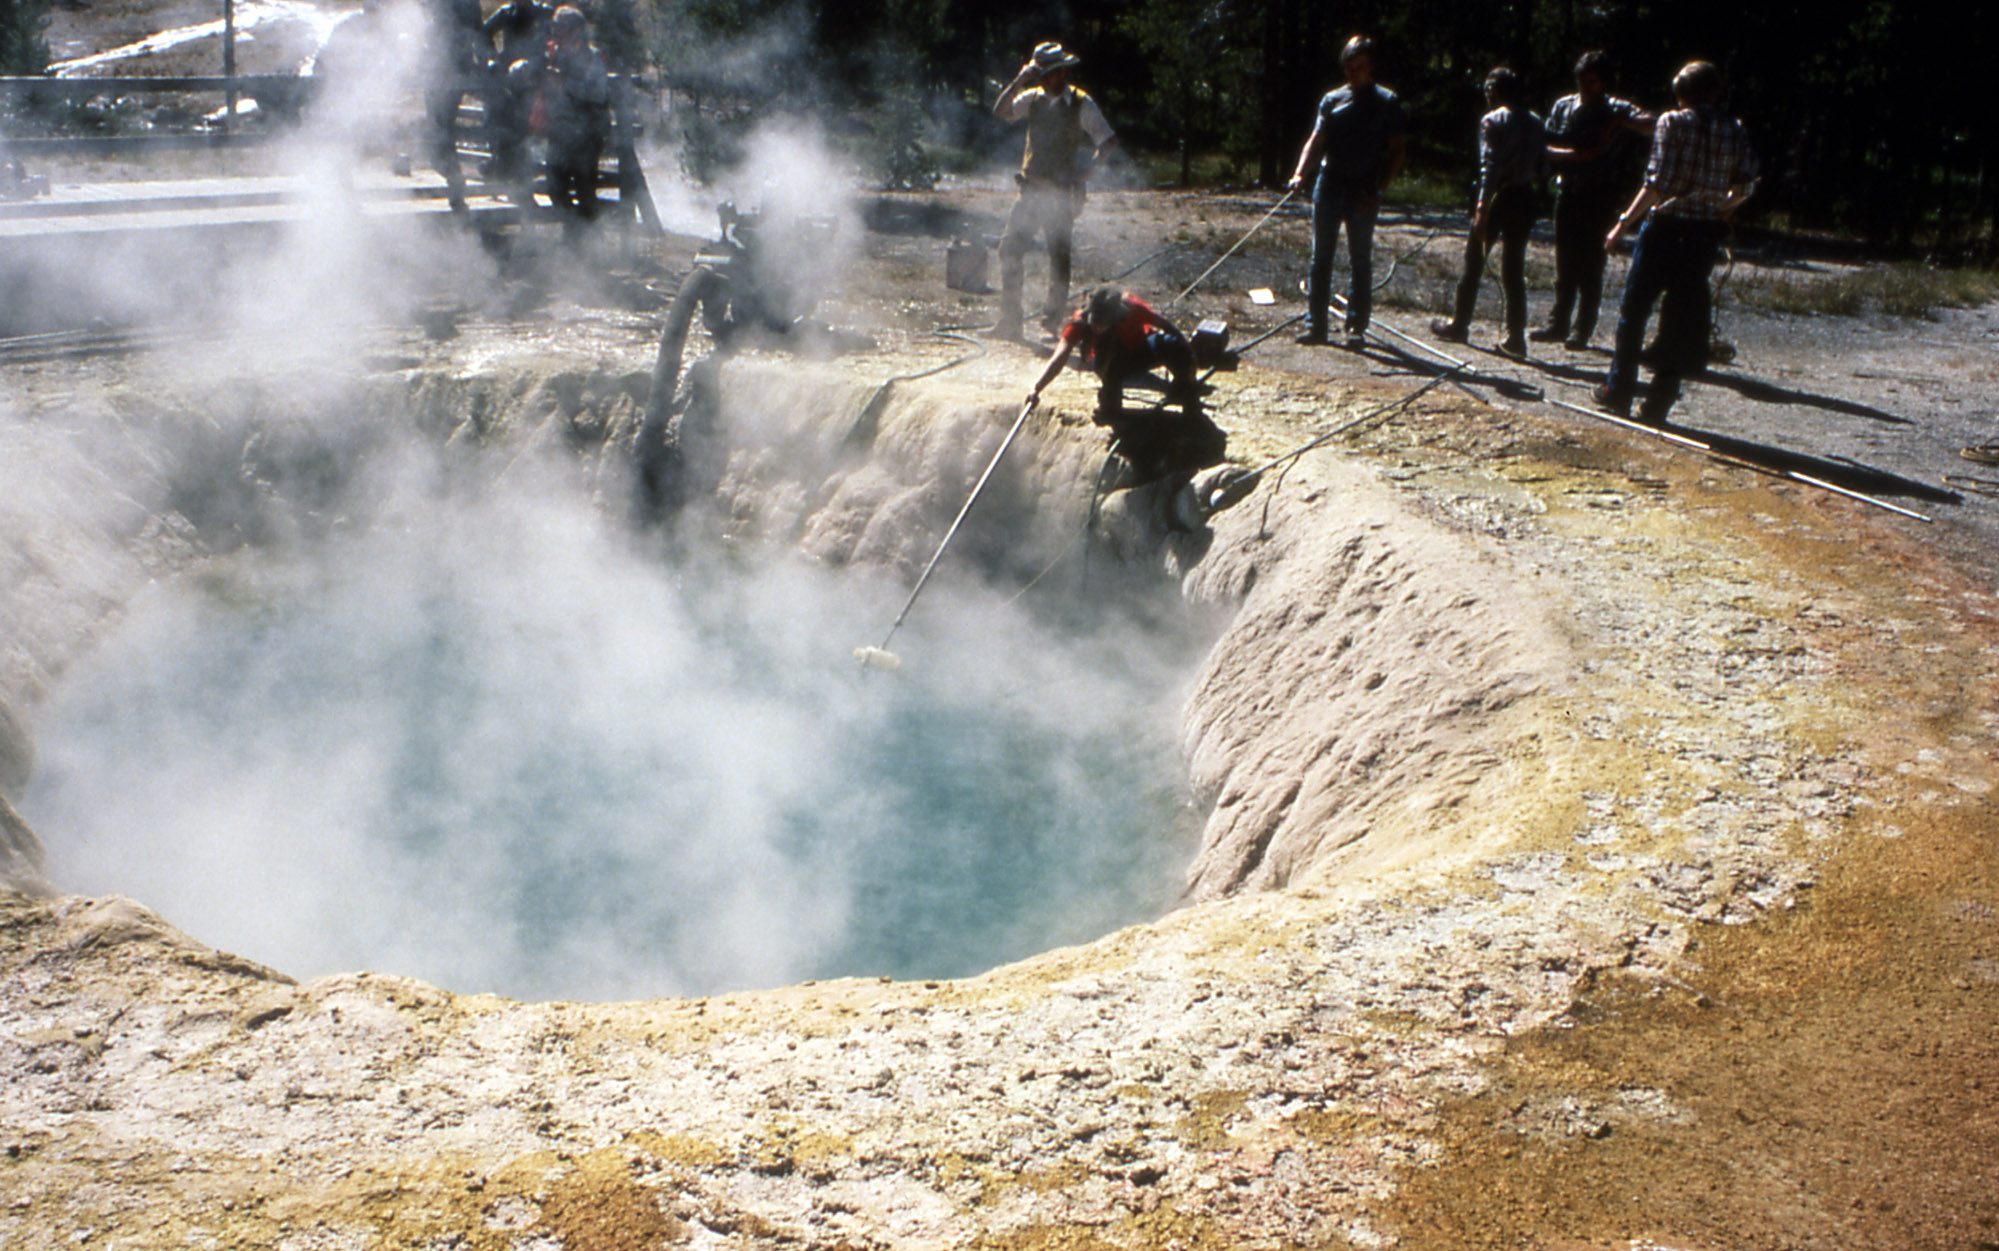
left=1288, top=35, right=1406, bottom=346
left=1536, top=51, right=1653, bottom=349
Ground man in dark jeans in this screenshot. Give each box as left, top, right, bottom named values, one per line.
left=1536, top=51, right=1653, bottom=349
left=1026, top=286, right=1224, bottom=482
left=1595, top=61, right=1758, bottom=424
left=1431, top=66, right=1543, bottom=358
left=1287, top=35, right=1406, bottom=347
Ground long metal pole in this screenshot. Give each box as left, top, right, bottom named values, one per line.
left=1169, top=188, right=1296, bottom=307
left=221, top=0, right=237, bottom=134
left=869, top=396, right=1040, bottom=655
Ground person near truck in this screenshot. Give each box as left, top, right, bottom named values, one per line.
left=537, top=6, right=611, bottom=236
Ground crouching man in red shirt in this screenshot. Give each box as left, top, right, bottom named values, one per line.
left=1025, top=286, right=1224, bottom=482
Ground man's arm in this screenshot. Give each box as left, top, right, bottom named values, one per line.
left=1379, top=133, right=1405, bottom=193
left=1286, top=126, right=1324, bottom=192
left=1605, top=185, right=1662, bottom=251
left=1471, top=113, right=1501, bottom=237
left=1027, top=339, right=1077, bottom=405
left=993, top=62, right=1041, bottom=120
left=1078, top=96, right=1118, bottom=179
left=1615, top=99, right=1657, bottom=136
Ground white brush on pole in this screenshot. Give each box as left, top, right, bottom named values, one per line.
left=856, top=395, right=1040, bottom=671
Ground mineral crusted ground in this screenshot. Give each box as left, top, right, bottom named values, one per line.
left=1, top=190, right=1995, bottom=1250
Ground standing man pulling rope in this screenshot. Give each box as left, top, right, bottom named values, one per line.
left=1594, top=60, right=1757, bottom=425
left=990, top=42, right=1119, bottom=342
left=1288, top=35, right=1406, bottom=348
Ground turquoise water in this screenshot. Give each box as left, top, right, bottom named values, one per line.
left=25, top=518, right=1204, bottom=1001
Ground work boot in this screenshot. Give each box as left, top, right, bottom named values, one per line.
left=1527, top=324, right=1567, bottom=343
left=1494, top=337, right=1527, bottom=360
left=1341, top=327, right=1368, bottom=349
left=1165, top=377, right=1205, bottom=410
left=1590, top=382, right=1631, bottom=418
left=1636, top=377, right=1681, bottom=426
left=1563, top=333, right=1592, bottom=351
left=1295, top=326, right=1329, bottom=345
left=1429, top=319, right=1469, bottom=344
left=986, top=317, right=1025, bottom=342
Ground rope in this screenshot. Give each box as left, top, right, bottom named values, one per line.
left=1371, top=225, right=1447, bottom=292
left=1169, top=189, right=1297, bottom=307
left=842, top=327, right=989, bottom=445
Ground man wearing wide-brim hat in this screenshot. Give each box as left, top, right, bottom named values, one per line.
left=989, top=41, right=1119, bottom=341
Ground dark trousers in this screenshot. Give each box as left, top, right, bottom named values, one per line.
left=1547, top=182, right=1622, bottom=338
left=1308, top=179, right=1379, bottom=334
left=425, top=81, right=470, bottom=208
left=1095, top=329, right=1194, bottom=418
left=1446, top=184, right=1535, bottom=340
left=548, top=132, right=604, bottom=233
left=1604, top=215, right=1724, bottom=410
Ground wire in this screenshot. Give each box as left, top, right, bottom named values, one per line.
left=1371, top=225, right=1447, bottom=292
left=841, top=327, right=990, bottom=445
left=1169, top=189, right=1297, bottom=307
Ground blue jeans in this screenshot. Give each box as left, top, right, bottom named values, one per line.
left=1605, top=216, right=1724, bottom=408
left=1309, top=179, right=1379, bottom=334
left=1096, top=328, right=1194, bottom=417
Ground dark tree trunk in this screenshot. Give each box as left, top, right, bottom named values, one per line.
left=1259, top=0, right=1282, bottom=185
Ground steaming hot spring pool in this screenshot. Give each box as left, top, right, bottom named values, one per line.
left=22, top=480, right=1208, bottom=1000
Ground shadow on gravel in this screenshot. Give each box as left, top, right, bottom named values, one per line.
left=1350, top=339, right=1547, bottom=403
left=1671, top=424, right=1959, bottom=505
left=1492, top=350, right=1915, bottom=428
left=1698, top=368, right=1912, bottom=426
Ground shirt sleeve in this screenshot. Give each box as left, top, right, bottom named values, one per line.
left=1543, top=97, right=1571, bottom=143
left=1001, top=87, right=1041, bottom=123
left=1644, top=110, right=1683, bottom=194
left=1477, top=111, right=1501, bottom=203
left=1078, top=95, right=1115, bottom=148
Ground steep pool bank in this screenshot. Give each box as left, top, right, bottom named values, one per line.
left=0, top=327, right=1991, bottom=1249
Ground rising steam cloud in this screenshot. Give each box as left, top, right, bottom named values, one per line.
left=23, top=437, right=1205, bottom=1000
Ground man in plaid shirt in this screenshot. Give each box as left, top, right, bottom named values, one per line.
left=1594, top=60, right=1758, bottom=424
